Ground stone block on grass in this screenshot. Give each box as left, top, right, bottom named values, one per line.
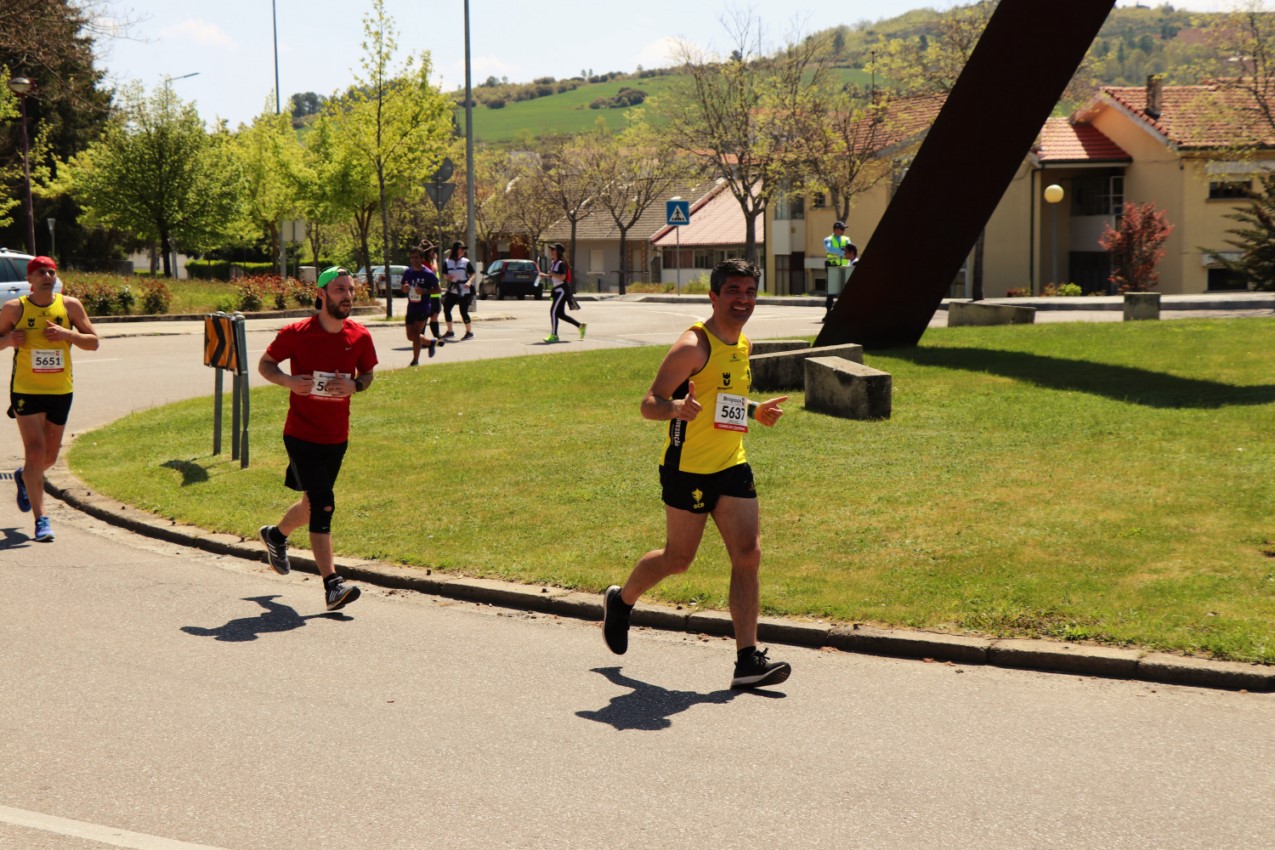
left=948, top=300, right=1036, bottom=327
left=1123, top=291, right=1161, bottom=321
left=751, top=342, right=864, bottom=393
left=803, top=356, right=891, bottom=420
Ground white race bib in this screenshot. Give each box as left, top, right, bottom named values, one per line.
left=408, top=288, right=422, bottom=303
left=713, top=392, right=748, bottom=433
left=31, top=348, right=65, bottom=373
left=310, top=370, right=348, bottom=399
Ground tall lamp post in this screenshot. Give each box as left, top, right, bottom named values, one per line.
left=1044, top=183, right=1065, bottom=290
left=7, top=76, right=36, bottom=255
left=162, top=73, right=199, bottom=277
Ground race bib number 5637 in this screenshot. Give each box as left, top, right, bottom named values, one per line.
left=714, top=392, right=748, bottom=433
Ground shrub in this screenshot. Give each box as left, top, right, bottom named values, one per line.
left=115, top=284, right=136, bottom=314
left=77, top=282, right=118, bottom=316
left=233, top=277, right=269, bottom=312
left=1005, top=287, right=1032, bottom=297
left=140, top=278, right=173, bottom=314
left=1099, top=201, right=1173, bottom=292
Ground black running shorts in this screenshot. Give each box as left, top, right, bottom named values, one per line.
left=659, top=462, right=756, bottom=514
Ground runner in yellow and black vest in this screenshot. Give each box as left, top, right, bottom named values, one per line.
left=0, top=256, right=100, bottom=542
left=600, top=257, right=795, bottom=690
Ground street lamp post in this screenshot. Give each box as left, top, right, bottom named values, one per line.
left=162, top=73, right=199, bottom=277
left=7, top=76, right=36, bottom=255
left=47, top=218, right=55, bottom=262
left=1044, top=183, right=1065, bottom=289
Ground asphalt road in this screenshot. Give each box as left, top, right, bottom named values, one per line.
left=2, top=298, right=1272, bottom=849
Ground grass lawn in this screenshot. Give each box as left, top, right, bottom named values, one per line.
left=68, top=318, right=1275, bottom=663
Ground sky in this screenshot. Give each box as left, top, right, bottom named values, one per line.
left=91, top=0, right=1232, bottom=129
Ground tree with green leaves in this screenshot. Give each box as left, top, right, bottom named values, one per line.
left=580, top=122, right=696, bottom=293
left=535, top=134, right=602, bottom=273
left=333, top=0, right=453, bottom=318
left=656, top=12, right=826, bottom=262
left=230, top=108, right=306, bottom=268
left=1208, top=171, right=1275, bottom=291
left=56, top=84, right=239, bottom=277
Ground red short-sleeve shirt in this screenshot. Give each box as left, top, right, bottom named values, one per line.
left=265, top=316, right=378, bottom=444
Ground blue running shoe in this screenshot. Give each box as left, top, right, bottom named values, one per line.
left=15, top=467, right=30, bottom=513
left=34, top=515, right=54, bottom=542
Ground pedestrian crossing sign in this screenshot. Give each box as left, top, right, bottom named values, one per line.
left=666, top=200, right=690, bottom=226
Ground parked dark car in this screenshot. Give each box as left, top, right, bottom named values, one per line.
left=479, top=259, right=542, bottom=300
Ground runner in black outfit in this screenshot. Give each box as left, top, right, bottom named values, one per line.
left=541, top=243, right=585, bottom=343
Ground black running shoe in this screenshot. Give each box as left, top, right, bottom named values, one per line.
left=461, top=331, right=474, bottom=341
left=443, top=330, right=455, bottom=339
left=602, top=585, right=630, bottom=655
left=325, top=577, right=361, bottom=611
left=731, top=648, right=791, bottom=689
left=428, top=339, right=437, bottom=358
left=258, top=525, right=290, bottom=575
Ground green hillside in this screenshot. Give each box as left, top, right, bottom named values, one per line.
left=463, top=4, right=1221, bottom=145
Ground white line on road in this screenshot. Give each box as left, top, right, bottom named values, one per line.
left=0, top=805, right=230, bottom=850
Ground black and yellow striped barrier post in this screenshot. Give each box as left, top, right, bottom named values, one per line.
left=203, top=312, right=251, bottom=467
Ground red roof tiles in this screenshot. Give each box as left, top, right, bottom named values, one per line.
left=1036, top=116, right=1130, bottom=163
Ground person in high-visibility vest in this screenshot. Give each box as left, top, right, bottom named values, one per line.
left=823, top=221, right=855, bottom=321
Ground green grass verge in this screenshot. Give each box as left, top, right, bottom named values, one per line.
left=68, top=318, right=1275, bottom=663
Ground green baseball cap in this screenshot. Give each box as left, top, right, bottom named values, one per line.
left=317, top=266, right=350, bottom=288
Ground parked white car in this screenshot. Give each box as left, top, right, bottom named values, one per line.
left=355, top=264, right=408, bottom=296
left=0, top=248, right=64, bottom=302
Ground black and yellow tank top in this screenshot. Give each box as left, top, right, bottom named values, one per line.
left=11, top=294, right=73, bottom=395
left=661, top=322, right=751, bottom=474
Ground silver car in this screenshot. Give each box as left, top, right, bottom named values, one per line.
left=0, top=248, right=64, bottom=302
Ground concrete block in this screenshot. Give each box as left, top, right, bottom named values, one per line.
left=803, top=356, right=892, bottom=419
left=948, top=300, right=1036, bottom=326
left=1123, top=291, right=1161, bottom=321
left=751, top=343, right=864, bottom=393
left=750, top=339, right=809, bottom=356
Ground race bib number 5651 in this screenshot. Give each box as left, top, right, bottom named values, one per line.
left=32, top=349, right=65, bottom=373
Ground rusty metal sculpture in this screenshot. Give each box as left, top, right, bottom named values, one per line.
left=815, top=0, right=1116, bottom=350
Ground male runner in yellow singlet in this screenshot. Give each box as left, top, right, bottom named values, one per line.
left=0, top=256, right=100, bottom=542
left=602, top=257, right=792, bottom=689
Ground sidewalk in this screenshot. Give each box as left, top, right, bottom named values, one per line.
left=43, top=463, right=1275, bottom=694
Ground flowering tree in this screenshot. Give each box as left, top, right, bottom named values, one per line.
left=1099, top=201, right=1174, bottom=292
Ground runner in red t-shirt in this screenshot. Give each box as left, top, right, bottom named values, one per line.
left=256, top=267, right=378, bottom=611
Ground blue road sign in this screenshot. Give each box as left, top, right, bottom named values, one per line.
left=666, top=200, right=690, bottom=226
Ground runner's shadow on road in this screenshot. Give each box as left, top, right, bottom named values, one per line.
left=181, top=595, right=350, bottom=642
left=0, top=526, right=29, bottom=550
left=576, top=666, right=782, bottom=731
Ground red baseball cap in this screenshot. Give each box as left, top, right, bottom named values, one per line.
left=27, top=256, right=57, bottom=274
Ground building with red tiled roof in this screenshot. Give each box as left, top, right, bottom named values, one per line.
left=649, top=180, right=763, bottom=287
left=768, top=80, right=1270, bottom=297
left=542, top=178, right=724, bottom=292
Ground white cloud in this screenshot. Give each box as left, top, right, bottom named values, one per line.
left=633, top=36, right=685, bottom=71
left=159, top=20, right=236, bottom=49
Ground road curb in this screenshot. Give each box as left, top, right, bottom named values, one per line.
left=45, top=467, right=1273, bottom=694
